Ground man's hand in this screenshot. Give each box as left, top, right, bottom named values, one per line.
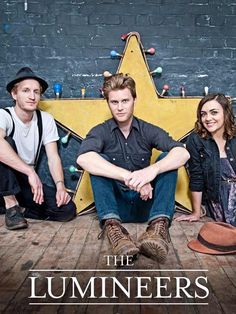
left=124, top=164, right=158, bottom=192
left=56, top=183, right=71, bottom=207
left=28, top=171, right=44, bottom=204
left=139, top=183, right=153, bottom=201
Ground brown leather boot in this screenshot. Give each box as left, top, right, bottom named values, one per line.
left=99, top=219, right=139, bottom=258
left=138, top=217, right=170, bottom=263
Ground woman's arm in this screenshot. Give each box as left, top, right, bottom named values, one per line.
left=175, top=133, right=205, bottom=222
left=175, top=191, right=202, bottom=222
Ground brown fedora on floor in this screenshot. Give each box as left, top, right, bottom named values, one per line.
left=188, top=221, right=236, bottom=255
left=6, top=67, right=48, bottom=94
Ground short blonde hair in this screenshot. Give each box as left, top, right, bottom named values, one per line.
left=103, top=73, right=136, bottom=100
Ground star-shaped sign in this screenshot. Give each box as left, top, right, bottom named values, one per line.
left=39, top=33, right=201, bottom=213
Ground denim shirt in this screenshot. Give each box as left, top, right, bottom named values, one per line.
left=78, top=116, right=184, bottom=172
left=186, top=131, right=236, bottom=202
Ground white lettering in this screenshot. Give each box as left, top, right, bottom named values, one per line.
left=174, top=277, right=193, bottom=298
left=71, top=277, right=96, bottom=298
left=111, top=277, right=131, bottom=298
left=29, top=276, right=46, bottom=298
left=155, top=277, right=171, bottom=298
left=136, top=277, right=152, bottom=298
left=48, top=277, right=66, bottom=299
left=195, top=276, right=209, bottom=299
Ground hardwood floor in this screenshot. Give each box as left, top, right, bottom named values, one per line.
left=0, top=212, right=235, bottom=313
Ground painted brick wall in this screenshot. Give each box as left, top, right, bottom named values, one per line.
left=0, top=0, right=236, bottom=106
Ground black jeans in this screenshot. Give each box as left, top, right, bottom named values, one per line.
left=0, top=137, right=76, bottom=222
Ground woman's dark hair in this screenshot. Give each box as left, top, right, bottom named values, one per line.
left=195, top=93, right=236, bottom=139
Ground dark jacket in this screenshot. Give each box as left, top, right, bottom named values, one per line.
left=186, top=131, right=236, bottom=202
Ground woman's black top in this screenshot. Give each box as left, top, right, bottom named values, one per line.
left=186, top=131, right=236, bottom=202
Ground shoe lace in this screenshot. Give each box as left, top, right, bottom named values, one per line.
left=150, top=219, right=171, bottom=242
left=107, top=224, right=130, bottom=247
left=98, top=220, right=129, bottom=245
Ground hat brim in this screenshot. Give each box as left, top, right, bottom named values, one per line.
left=6, top=76, right=48, bottom=94
left=188, top=239, right=236, bottom=255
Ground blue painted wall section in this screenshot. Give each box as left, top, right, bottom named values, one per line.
left=0, top=0, right=236, bottom=106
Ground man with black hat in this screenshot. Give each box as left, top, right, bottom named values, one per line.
left=0, top=67, right=76, bottom=230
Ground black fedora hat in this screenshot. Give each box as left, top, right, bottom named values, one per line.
left=6, top=67, right=48, bottom=94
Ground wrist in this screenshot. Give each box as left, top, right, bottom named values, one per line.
left=152, top=162, right=160, bottom=176
left=121, top=169, right=132, bottom=182
left=55, top=180, right=65, bottom=188
left=192, top=209, right=201, bottom=217
left=26, top=166, right=35, bottom=176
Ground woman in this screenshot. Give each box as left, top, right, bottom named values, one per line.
left=176, top=93, right=236, bottom=226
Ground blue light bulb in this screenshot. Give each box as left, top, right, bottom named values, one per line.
left=53, top=83, right=62, bottom=99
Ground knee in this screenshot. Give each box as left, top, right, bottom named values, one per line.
left=153, top=151, right=178, bottom=183
left=58, top=201, right=77, bottom=222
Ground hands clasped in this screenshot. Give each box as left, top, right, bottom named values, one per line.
left=124, top=165, right=158, bottom=201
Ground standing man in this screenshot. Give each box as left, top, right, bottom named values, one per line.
left=77, top=73, right=189, bottom=263
left=0, top=67, right=76, bottom=230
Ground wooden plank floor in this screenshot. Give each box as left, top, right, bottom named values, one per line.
left=0, top=211, right=235, bottom=314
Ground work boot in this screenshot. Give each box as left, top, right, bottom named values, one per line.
left=99, top=219, right=139, bottom=259
left=5, top=205, right=28, bottom=230
left=138, top=217, right=170, bottom=263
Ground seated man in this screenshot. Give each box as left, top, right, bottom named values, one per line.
left=77, top=73, right=190, bottom=263
left=0, top=67, right=76, bottom=230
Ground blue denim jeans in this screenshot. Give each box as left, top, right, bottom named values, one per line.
left=90, top=153, right=177, bottom=225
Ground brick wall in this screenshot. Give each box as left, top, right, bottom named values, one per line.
left=1, top=0, right=236, bottom=106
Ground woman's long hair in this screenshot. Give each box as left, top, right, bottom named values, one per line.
left=195, top=93, right=236, bottom=139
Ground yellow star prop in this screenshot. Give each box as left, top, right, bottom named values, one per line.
left=40, top=32, right=201, bottom=213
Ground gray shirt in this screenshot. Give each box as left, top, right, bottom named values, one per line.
left=78, top=116, right=184, bottom=171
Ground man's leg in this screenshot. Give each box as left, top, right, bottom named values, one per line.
left=90, top=174, right=121, bottom=223
left=90, top=173, right=139, bottom=258
left=41, top=184, right=76, bottom=222
left=138, top=152, right=178, bottom=263
left=16, top=173, right=76, bottom=222
left=0, top=137, right=28, bottom=230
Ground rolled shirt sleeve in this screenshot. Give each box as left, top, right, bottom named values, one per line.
left=78, top=124, right=105, bottom=156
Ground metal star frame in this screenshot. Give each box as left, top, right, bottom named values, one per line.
left=40, top=33, right=201, bottom=213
